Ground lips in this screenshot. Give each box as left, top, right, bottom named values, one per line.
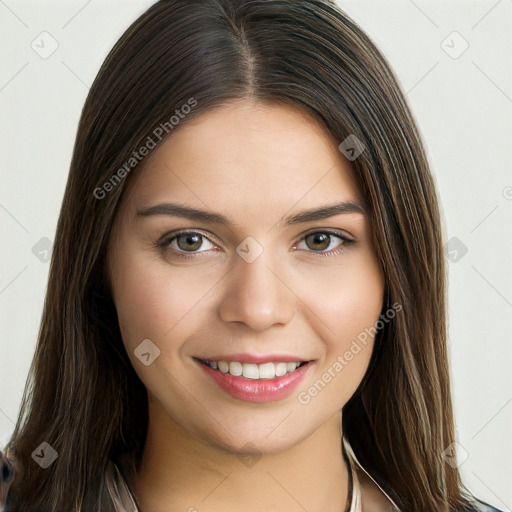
left=195, top=356, right=313, bottom=403
left=198, top=359, right=307, bottom=379
left=199, top=353, right=310, bottom=364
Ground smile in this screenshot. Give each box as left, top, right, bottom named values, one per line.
left=199, top=359, right=307, bottom=380
left=195, top=357, right=313, bottom=403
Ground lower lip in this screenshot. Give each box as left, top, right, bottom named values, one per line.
left=197, top=360, right=312, bottom=403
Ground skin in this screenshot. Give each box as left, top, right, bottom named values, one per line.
left=107, top=99, right=387, bottom=512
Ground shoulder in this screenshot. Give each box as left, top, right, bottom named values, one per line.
left=344, top=439, right=505, bottom=512
left=1, top=449, right=17, bottom=508
left=104, top=458, right=140, bottom=511
left=466, top=501, right=506, bottom=512
left=353, top=458, right=504, bottom=512
left=357, top=468, right=397, bottom=511
left=1, top=448, right=140, bottom=512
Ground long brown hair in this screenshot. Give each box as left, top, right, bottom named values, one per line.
left=4, top=1, right=476, bottom=510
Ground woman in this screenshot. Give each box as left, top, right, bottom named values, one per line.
left=0, top=1, right=503, bottom=511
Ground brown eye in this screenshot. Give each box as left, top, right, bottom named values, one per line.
left=176, top=233, right=204, bottom=251
left=305, top=233, right=332, bottom=251
left=157, top=231, right=216, bottom=253
left=295, top=231, right=353, bottom=254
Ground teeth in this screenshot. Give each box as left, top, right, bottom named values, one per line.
left=218, top=361, right=229, bottom=373
left=275, top=362, right=287, bottom=377
left=286, top=362, right=297, bottom=372
left=258, top=362, right=275, bottom=379
left=229, top=361, right=243, bottom=376
left=203, top=359, right=303, bottom=379
left=242, top=363, right=259, bottom=379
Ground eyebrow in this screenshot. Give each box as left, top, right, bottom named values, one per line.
left=136, top=200, right=365, bottom=226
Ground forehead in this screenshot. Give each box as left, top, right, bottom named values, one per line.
left=123, top=100, right=362, bottom=215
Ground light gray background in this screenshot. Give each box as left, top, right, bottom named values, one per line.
left=0, top=1, right=511, bottom=510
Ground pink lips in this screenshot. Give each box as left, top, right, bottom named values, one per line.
left=197, top=358, right=312, bottom=403
left=200, top=352, right=308, bottom=364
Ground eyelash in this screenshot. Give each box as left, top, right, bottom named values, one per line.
left=154, top=229, right=355, bottom=260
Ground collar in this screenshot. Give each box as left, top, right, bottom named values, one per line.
left=107, top=438, right=400, bottom=512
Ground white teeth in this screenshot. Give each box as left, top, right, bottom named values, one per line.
left=286, top=362, right=298, bottom=372
left=218, top=361, right=229, bottom=373
left=242, top=363, right=259, bottom=379
left=258, top=362, right=275, bottom=379
left=204, top=359, right=304, bottom=379
left=275, top=362, right=287, bottom=377
left=229, top=361, right=243, bottom=376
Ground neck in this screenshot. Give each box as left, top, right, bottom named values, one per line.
left=132, top=401, right=350, bottom=512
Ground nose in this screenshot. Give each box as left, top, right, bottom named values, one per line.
left=217, top=251, right=296, bottom=332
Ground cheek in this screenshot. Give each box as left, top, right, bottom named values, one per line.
left=292, top=251, right=384, bottom=404
left=295, top=250, right=384, bottom=342
left=109, top=246, right=219, bottom=400
left=109, top=244, right=215, bottom=353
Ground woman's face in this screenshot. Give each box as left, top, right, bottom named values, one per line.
left=108, top=100, right=384, bottom=454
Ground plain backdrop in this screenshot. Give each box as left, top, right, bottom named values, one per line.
left=1, top=1, right=511, bottom=510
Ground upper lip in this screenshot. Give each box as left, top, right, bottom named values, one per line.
left=195, top=353, right=312, bottom=364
